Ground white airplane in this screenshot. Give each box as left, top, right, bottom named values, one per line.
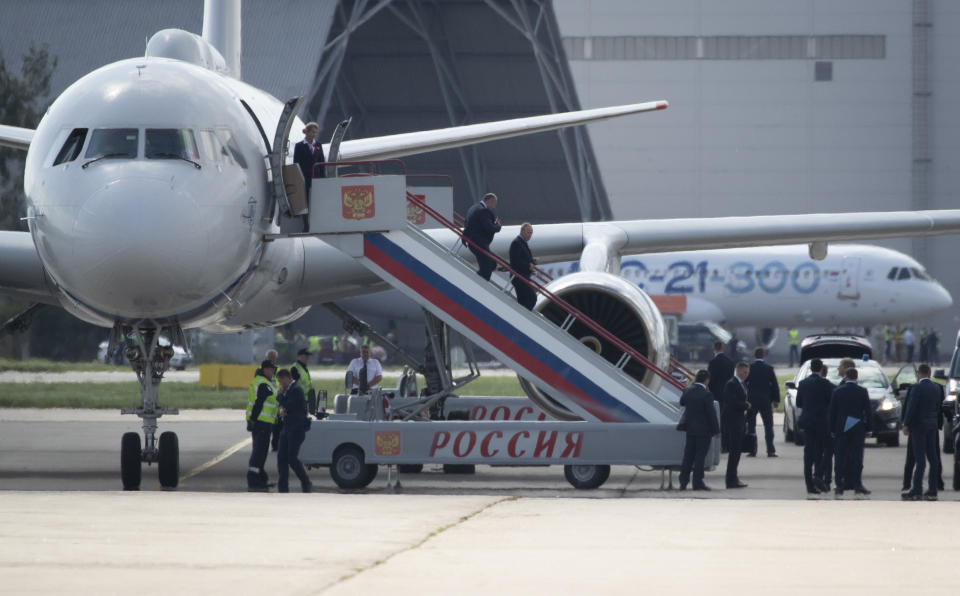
left=342, top=243, right=952, bottom=345
left=547, top=243, right=952, bottom=326
left=3, top=0, right=960, bottom=488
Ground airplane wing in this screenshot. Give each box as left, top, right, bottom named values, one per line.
left=0, top=125, right=34, bottom=150
left=334, top=100, right=667, bottom=161
left=0, top=231, right=58, bottom=304
left=477, top=209, right=960, bottom=266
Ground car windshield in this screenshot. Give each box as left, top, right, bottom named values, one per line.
left=950, top=348, right=960, bottom=378
left=824, top=364, right=889, bottom=389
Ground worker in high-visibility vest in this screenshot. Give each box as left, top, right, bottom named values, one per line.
left=308, top=335, right=321, bottom=358
left=788, top=329, right=800, bottom=368
left=290, top=348, right=316, bottom=413
left=265, top=350, right=283, bottom=452
left=246, top=360, right=278, bottom=491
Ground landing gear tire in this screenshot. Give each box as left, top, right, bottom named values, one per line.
left=564, top=464, right=611, bottom=489
left=442, top=463, right=476, bottom=474
left=397, top=464, right=423, bottom=474
left=158, top=431, right=179, bottom=489
left=330, top=445, right=377, bottom=489
left=121, top=432, right=142, bottom=491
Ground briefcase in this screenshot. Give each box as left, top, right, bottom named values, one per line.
left=742, top=431, right=757, bottom=456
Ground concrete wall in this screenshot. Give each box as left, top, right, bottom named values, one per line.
left=553, top=0, right=959, bottom=345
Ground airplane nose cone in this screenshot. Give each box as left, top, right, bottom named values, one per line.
left=47, top=175, right=250, bottom=319
left=935, top=283, right=954, bottom=311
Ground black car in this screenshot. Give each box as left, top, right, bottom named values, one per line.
left=782, top=334, right=908, bottom=447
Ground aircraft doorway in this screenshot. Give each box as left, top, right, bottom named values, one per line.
left=839, top=256, right=861, bottom=300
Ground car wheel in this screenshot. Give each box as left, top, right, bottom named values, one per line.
left=944, top=418, right=955, bottom=454
left=954, top=459, right=960, bottom=491
left=882, top=433, right=900, bottom=447
left=784, top=415, right=794, bottom=443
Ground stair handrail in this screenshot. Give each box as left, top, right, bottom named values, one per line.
left=669, top=357, right=695, bottom=382
left=405, top=190, right=685, bottom=392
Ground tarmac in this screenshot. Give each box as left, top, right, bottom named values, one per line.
left=1, top=408, right=958, bottom=595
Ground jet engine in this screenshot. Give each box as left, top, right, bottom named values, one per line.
left=519, top=272, right=671, bottom=420
left=755, top=327, right=779, bottom=351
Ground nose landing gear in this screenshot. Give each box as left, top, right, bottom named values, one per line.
left=116, top=325, right=182, bottom=490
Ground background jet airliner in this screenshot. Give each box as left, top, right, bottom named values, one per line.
left=325, top=243, right=950, bottom=354
left=2, top=0, right=960, bottom=489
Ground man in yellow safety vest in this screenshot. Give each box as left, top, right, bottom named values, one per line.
left=246, top=360, right=278, bottom=491
left=788, top=329, right=800, bottom=368
left=290, top=348, right=317, bottom=414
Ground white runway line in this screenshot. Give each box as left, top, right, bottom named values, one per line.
left=179, top=437, right=251, bottom=485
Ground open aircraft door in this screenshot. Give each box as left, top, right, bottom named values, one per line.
left=838, top=256, right=861, bottom=300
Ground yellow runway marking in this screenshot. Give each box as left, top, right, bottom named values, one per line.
left=179, top=437, right=251, bottom=485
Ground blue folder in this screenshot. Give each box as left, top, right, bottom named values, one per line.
left=843, top=416, right=861, bottom=432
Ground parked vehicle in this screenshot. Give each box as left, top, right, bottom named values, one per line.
left=933, top=328, right=960, bottom=455
left=782, top=334, right=909, bottom=447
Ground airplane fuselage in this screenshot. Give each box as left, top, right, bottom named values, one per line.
left=24, top=57, right=310, bottom=330
left=541, top=244, right=951, bottom=327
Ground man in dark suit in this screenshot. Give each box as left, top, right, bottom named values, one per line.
left=829, top=367, right=872, bottom=495
left=275, top=368, right=313, bottom=493
left=678, top=369, right=721, bottom=491
left=463, top=193, right=502, bottom=280
left=293, top=122, right=325, bottom=232
left=708, top=341, right=735, bottom=452
left=796, top=358, right=834, bottom=494
left=508, top=222, right=537, bottom=310
left=902, top=364, right=942, bottom=500
left=901, top=369, right=945, bottom=492
left=746, top=348, right=780, bottom=457
left=721, top=361, right=751, bottom=488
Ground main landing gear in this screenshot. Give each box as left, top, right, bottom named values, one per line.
left=116, top=325, right=182, bottom=490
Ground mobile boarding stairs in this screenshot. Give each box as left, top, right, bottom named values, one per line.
left=284, top=161, right=718, bottom=489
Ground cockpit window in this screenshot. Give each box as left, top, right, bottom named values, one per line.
left=54, top=128, right=88, bottom=165
left=84, top=128, right=138, bottom=159
left=911, top=268, right=931, bottom=281
left=145, top=129, right=199, bottom=161
left=887, top=267, right=898, bottom=280
left=897, top=268, right=912, bottom=280
left=215, top=127, right=247, bottom=169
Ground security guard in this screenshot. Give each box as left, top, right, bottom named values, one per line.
left=788, top=329, right=800, bottom=368
left=902, top=364, right=942, bottom=500
left=829, top=367, right=872, bottom=496
left=246, top=360, right=278, bottom=491
left=290, top=347, right=316, bottom=413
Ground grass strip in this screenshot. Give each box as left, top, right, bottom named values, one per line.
left=0, top=375, right=526, bottom=409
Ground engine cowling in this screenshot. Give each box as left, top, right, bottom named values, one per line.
left=519, top=272, right=671, bottom=420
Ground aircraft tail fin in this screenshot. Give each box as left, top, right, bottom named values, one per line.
left=202, top=0, right=242, bottom=78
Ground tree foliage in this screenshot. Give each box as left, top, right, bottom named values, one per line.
left=0, top=43, right=57, bottom=231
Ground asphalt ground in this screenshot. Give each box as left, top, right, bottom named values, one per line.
left=2, top=409, right=958, bottom=595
